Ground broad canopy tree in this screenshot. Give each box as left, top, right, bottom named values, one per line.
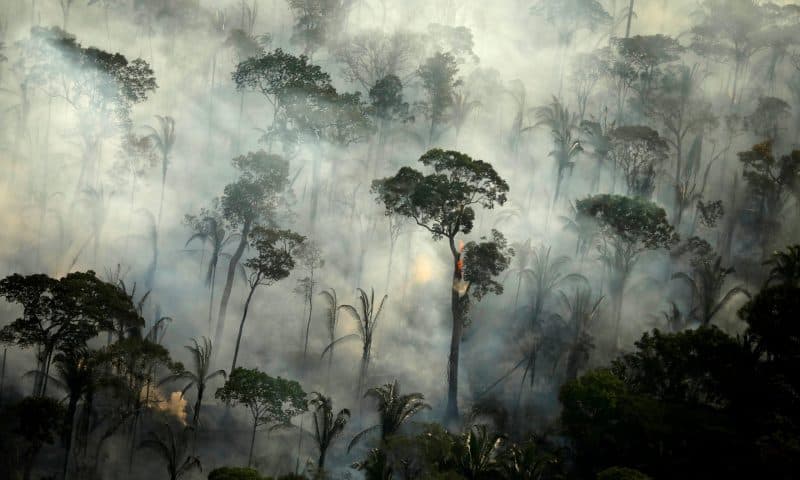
left=575, top=194, right=678, bottom=347
left=0, top=271, right=140, bottom=397
left=215, top=367, right=307, bottom=467
left=372, top=148, right=513, bottom=422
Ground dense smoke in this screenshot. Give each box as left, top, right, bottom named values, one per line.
left=0, top=0, right=799, bottom=479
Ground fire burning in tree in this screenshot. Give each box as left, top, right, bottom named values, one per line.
left=456, top=240, right=465, bottom=276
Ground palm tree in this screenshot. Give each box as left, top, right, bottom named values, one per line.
left=158, top=337, right=225, bottom=431
left=348, top=380, right=430, bottom=451
left=764, top=244, right=800, bottom=287
left=184, top=213, right=240, bottom=332
left=559, top=285, right=602, bottom=381
left=535, top=97, right=582, bottom=207
left=529, top=245, right=581, bottom=326
left=453, top=424, right=504, bottom=479
left=145, top=115, right=176, bottom=229
left=672, top=256, right=750, bottom=326
left=504, top=239, right=535, bottom=324
left=324, top=288, right=387, bottom=401
left=449, top=90, right=481, bottom=145
left=138, top=423, right=201, bottom=480
left=319, top=288, right=342, bottom=377
left=309, top=392, right=350, bottom=472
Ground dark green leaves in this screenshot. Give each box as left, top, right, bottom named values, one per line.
left=216, top=367, right=307, bottom=428
left=575, top=194, right=678, bottom=251
left=372, top=149, right=508, bottom=240
left=245, top=227, right=305, bottom=287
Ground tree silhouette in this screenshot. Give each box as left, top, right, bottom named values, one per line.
left=324, top=288, right=387, bottom=401
left=535, top=97, right=582, bottom=207
left=576, top=194, right=678, bottom=348
left=145, top=115, right=176, bottom=230
left=373, top=148, right=512, bottom=422
left=418, top=52, right=461, bottom=145
left=672, top=253, right=749, bottom=326
left=348, top=380, right=430, bottom=451
left=215, top=151, right=290, bottom=351
left=308, top=392, right=350, bottom=472
left=184, top=208, right=241, bottom=333
left=159, top=337, right=226, bottom=430
left=764, top=244, right=800, bottom=287
left=231, top=227, right=304, bottom=372
left=0, top=271, right=135, bottom=397
left=215, top=367, right=307, bottom=467
left=138, top=423, right=201, bottom=480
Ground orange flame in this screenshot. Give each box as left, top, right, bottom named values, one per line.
left=456, top=240, right=465, bottom=275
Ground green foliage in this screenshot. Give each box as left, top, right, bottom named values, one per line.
left=418, top=52, right=462, bottom=141
left=611, top=327, right=746, bottom=406
left=372, top=149, right=508, bottom=240
left=369, top=74, right=411, bottom=124
left=23, top=26, right=156, bottom=123
left=216, top=367, right=307, bottom=429
left=309, top=392, right=350, bottom=469
left=576, top=194, right=678, bottom=255
left=245, top=227, right=305, bottom=288
left=739, top=285, right=800, bottom=362
left=531, top=0, right=611, bottom=45
left=221, top=151, right=290, bottom=229
left=596, top=466, right=652, bottom=480
left=349, top=380, right=430, bottom=451
left=765, top=244, right=800, bottom=287
left=462, top=230, right=513, bottom=300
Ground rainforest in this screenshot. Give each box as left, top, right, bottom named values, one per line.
left=0, top=1, right=798, bottom=479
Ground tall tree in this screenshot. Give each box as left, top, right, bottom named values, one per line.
left=575, top=194, right=678, bottom=348
left=326, top=288, right=387, bottom=401
left=145, top=115, right=176, bottom=231
left=231, top=227, right=304, bottom=372
left=216, top=367, right=307, bottom=467
left=372, top=149, right=513, bottom=422
left=535, top=97, right=583, bottom=207
left=184, top=207, right=239, bottom=333
left=215, top=151, right=290, bottom=351
left=608, top=125, right=669, bottom=199
left=738, top=142, right=800, bottom=260
left=418, top=52, right=461, bottom=145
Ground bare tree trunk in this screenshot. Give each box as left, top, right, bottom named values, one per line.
left=231, top=284, right=257, bottom=372
left=248, top=421, right=257, bottom=467
left=445, top=238, right=464, bottom=424
left=216, top=219, right=252, bottom=350
left=625, top=0, right=634, bottom=38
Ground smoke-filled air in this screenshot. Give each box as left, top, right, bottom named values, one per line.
left=1, top=0, right=800, bottom=479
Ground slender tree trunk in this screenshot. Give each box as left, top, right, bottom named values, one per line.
left=157, top=156, right=168, bottom=230
left=248, top=421, right=257, bottom=467
left=208, top=268, right=216, bottom=335
left=231, top=284, right=257, bottom=372
left=302, top=290, right=314, bottom=370
left=62, top=394, right=79, bottom=480
left=216, top=219, right=252, bottom=349
left=625, top=0, right=634, bottom=38
left=0, top=347, right=6, bottom=404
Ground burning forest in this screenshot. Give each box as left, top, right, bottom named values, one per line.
left=0, top=0, right=799, bottom=479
